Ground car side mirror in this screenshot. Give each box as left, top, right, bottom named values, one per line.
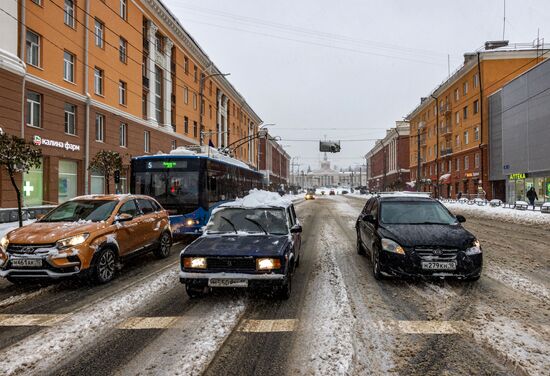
left=290, top=224, right=302, bottom=234
left=456, top=215, right=466, bottom=223
left=362, top=214, right=376, bottom=224
left=115, top=213, right=133, bottom=223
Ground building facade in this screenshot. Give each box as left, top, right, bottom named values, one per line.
left=365, top=121, right=410, bottom=192
left=299, top=157, right=363, bottom=189
left=258, top=133, right=290, bottom=190
left=0, top=0, right=262, bottom=209
left=406, top=43, right=547, bottom=199
left=489, top=57, right=550, bottom=203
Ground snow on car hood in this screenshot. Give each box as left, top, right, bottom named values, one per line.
left=218, top=189, right=292, bottom=210
left=6, top=221, right=107, bottom=244
left=183, top=234, right=290, bottom=257
left=378, top=223, right=475, bottom=249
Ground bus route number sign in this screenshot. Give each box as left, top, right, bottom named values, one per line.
left=146, top=161, right=184, bottom=169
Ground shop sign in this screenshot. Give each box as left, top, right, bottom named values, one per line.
left=33, top=135, right=80, bottom=152
left=508, top=173, right=527, bottom=181
left=465, top=172, right=480, bottom=178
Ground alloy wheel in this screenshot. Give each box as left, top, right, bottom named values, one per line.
left=98, top=250, right=115, bottom=282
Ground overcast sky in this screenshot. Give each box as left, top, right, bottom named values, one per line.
left=164, top=0, right=549, bottom=172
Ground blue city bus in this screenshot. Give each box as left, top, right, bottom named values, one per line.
left=130, top=152, right=264, bottom=237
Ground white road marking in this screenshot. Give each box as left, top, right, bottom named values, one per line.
left=238, top=319, right=298, bottom=332
left=0, top=314, right=67, bottom=327
left=117, top=316, right=181, bottom=330
left=0, top=286, right=56, bottom=309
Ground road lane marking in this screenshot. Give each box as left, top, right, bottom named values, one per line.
left=238, top=319, right=298, bottom=332
left=0, top=314, right=67, bottom=327
left=117, top=316, right=181, bottom=329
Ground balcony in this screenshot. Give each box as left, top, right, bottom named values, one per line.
left=440, top=147, right=453, bottom=157
left=441, top=102, right=452, bottom=115
left=440, top=126, right=452, bottom=137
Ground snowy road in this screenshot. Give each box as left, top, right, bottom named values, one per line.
left=0, top=196, right=548, bottom=375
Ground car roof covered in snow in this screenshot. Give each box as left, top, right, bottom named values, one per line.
left=217, top=189, right=292, bottom=210
left=376, top=192, right=434, bottom=201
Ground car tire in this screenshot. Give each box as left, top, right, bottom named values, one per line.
left=372, top=249, right=383, bottom=280
left=93, top=248, right=117, bottom=284
left=276, top=274, right=292, bottom=300
left=356, top=233, right=366, bottom=255
left=153, top=231, right=172, bottom=259
left=186, top=284, right=206, bottom=298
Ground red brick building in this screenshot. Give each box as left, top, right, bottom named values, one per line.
left=258, top=133, right=290, bottom=190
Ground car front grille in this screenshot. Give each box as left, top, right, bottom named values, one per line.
left=7, top=244, right=57, bottom=254
left=206, top=257, right=256, bottom=271
left=414, top=247, right=459, bottom=261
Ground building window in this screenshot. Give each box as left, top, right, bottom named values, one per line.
left=456, top=158, right=460, bottom=171
left=193, top=121, right=198, bottom=138
left=193, top=93, right=197, bottom=110
left=119, top=123, right=127, bottom=147
left=155, top=34, right=164, bottom=54
left=118, top=81, right=127, bottom=105
left=23, top=158, right=43, bottom=207
left=454, top=88, right=459, bottom=101
left=91, top=172, right=105, bottom=194
left=63, top=51, right=75, bottom=82
left=58, top=160, right=77, bottom=203
left=119, top=37, right=127, bottom=63
left=209, top=81, right=213, bottom=96
left=184, top=56, right=189, bottom=74
left=26, top=30, right=40, bottom=67
left=184, top=116, right=188, bottom=133
left=155, top=66, right=163, bottom=123
left=455, top=111, right=460, bottom=125
left=463, top=81, right=468, bottom=95
left=94, top=19, right=104, bottom=48
left=464, top=131, right=469, bottom=145
left=64, top=103, right=76, bottom=135
left=455, top=135, right=460, bottom=146
left=95, top=114, right=105, bottom=142
left=193, top=65, right=198, bottom=82
left=171, top=140, right=177, bottom=150
left=473, top=73, right=479, bottom=88
left=474, top=126, right=479, bottom=141
left=184, top=87, right=188, bottom=104
left=464, top=156, right=469, bottom=170
left=120, top=0, right=127, bottom=20
left=463, top=106, right=468, bottom=120
left=475, top=153, right=480, bottom=168
left=94, top=67, right=104, bottom=95
left=31, top=0, right=41, bottom=4
left=144, top=131, right=150, bottom=153
left=64, top=0, right=75, bottom=28
left=448, top=160, right=452, bottom=173
left=209, top=105, right=212, bottom=119
left=473, top=99, right=479, bottom=114
left=142, top=91, right=147, bottom=118
left=26, top=91, right=41, bottom=128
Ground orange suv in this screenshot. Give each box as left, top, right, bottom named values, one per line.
left=0, top=195, right=171, bottom=284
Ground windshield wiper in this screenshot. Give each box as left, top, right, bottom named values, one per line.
left=244, top=217, right=268, bottom=235
left=220, top=216, right=238, bottom=234
left=417, top=221, right=448, bottom=225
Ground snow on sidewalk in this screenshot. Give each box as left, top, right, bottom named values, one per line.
left=444, top=202, right=550, bottom=226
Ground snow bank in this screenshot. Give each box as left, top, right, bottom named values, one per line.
left=444, top=202, right=550, bottom=226
left=220, top=189, right=291, bottom=209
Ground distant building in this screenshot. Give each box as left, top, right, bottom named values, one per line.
left=258, top=133, right=290, bottom=190
left=297, top=156, right=364, bottom=189
left=365, top=121, right=410, bottom=192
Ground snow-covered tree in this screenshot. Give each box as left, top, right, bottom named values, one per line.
left=0, top=131, right=42, bottom=227
left=88, top=150, right=123, bottom=194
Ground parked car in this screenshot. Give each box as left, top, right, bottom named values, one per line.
left=0, top=195, right=172, bottom=284
left=329, top=190, right=336, bottom=195
left=355, top=193, right=482, bottom=280
left=180, top=191, right=302, bottom=299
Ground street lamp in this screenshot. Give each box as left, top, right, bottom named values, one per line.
left=199, top=72, right=230, bottom=146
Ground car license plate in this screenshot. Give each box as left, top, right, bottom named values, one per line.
left=421, top=261, right=457, bottom=270
left=11, top=258, right=42, bottom=268
left=208, top=278, right=248, bottom=288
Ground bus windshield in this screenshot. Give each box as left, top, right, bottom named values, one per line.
left=134, top=171, right=199, bottom=208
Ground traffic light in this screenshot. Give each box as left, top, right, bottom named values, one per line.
left=114, top=170, right=121, bottom=184
left=320, top=141, right=341, bottom=153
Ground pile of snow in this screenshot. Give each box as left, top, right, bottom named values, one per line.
left=220, top=189, right=291, bottom=209
left=444, top=202, right=550, bottom=226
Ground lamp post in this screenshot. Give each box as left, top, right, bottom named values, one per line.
left=199, top=72, right=230, bottom=146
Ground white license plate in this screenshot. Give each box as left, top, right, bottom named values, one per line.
left=421, top=261, right=457, bottom=270
left=208, top=278, right=248, bottom=288
left=11, top=258, right=42, bottom=268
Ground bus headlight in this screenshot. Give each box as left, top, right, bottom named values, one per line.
left=185, top=218, right=199, bottom=226
left=183, top=257, right=207, bottom=269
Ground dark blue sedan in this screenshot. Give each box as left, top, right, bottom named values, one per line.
left=180, top=200, right=302, bottom=299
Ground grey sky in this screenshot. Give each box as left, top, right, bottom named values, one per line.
left=164, top=0, right=549, bottom=172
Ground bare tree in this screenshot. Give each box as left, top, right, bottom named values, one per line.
left=0, top=130, right=42, bottom=227
left=88, top=150, right=123, bottom=194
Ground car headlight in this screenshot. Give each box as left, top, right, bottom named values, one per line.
left=0, top=236, right=9, bottom=250
left=56, top=233, right=90, bottom=249
left=256, top=258, right=282, bottom=271
left=465, top=239, right=482, bottom=255
left=183, top=257, right=207, bottom=269
left=185, top=218, right=199, bottom=226
left=381, top=238, right=405, bottom=255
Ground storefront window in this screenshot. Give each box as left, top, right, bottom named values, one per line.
left=515, top=179, right=525, bottom=201
left=119, top=177, right=127, bottom=194
left=23, top=158, right=43, bottom=207
left=58, top=160, right=78, bottom=203
left=91, top=174, right=105, bottom=194
left=534, top=178, right=544, bottom=203
left=545, top=178, right=550, bottom=202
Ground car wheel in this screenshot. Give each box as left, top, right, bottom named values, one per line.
left=153, top=231, right=172, bottom=259
left=356, top=233, right=366, bottom=255
left=186, top=284, right=206, bottom=298
left=93, top=248, right=116, bottom=284
left=276, top=274, right=292, bottom=300
left=372, top=249, right=383, bottom=280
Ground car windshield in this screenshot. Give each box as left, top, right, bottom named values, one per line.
left=41, top=200, right=118, bottom=222
left=206, top=208, right=289, bottom=235
left=380, top=201, right=457, bottom=225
